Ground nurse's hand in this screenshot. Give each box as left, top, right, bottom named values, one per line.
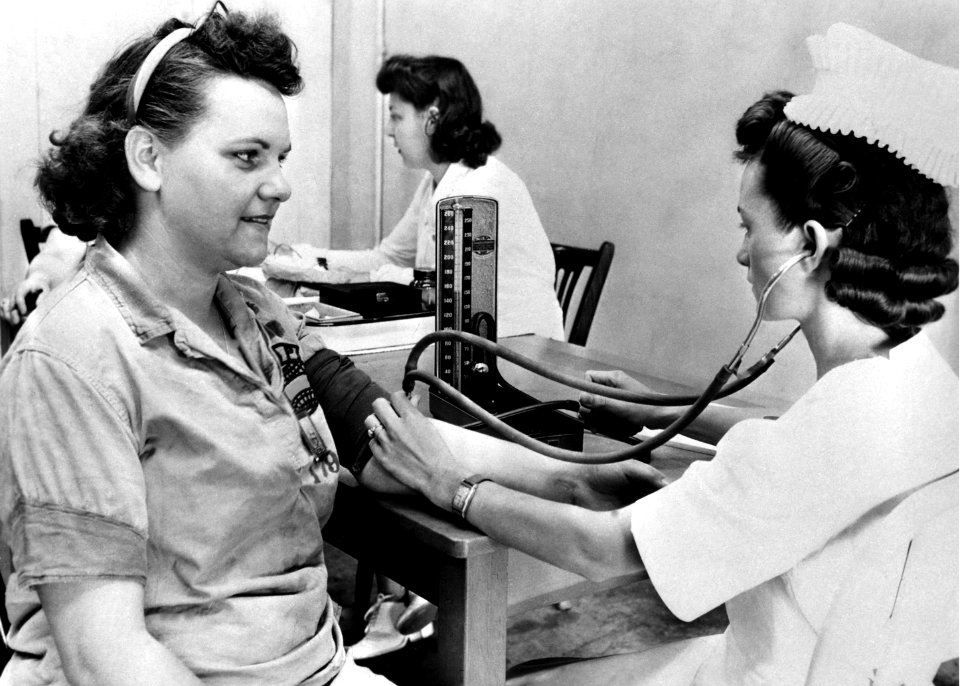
left=578, top=370, right=678, bottom=438
left=367, top=391, right=464, bottom=511
left=560, top=460, right=668, bottom=511
left=354, top=456, right=416, bottom=496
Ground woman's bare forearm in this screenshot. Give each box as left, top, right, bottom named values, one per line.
left=430, top=420, right=590, bottom=502
left=38, top=580, right=203, bottom=686
left=669, top=403, right=771, bottom=445
left=27, top=228, right=86, bottom=287
left=65, top=631, right=203, bottom=686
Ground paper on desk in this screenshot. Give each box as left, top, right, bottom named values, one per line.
left=229, top=266, right=267, bottom=282
left=283, top=297, right=363, bottom=323
left=635, top=428, right=716, bottom=456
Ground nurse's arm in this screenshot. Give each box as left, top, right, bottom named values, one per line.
left=580, top=369, right=770, bottom=446
left=462, top=482, right=642, bottom=582
left=661, top=403, right=769, bottom=445
left=38, top=579, right=203, bottom=686
left=430, top=418, right=665, bottom=509
left=368, top=393, right=647, bottom=581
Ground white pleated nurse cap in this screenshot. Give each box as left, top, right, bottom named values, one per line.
left=784, top=23, right=958, bottom=188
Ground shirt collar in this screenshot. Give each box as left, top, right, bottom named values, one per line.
left=85, top=236, right=176, bottom=343
left=85, top=236, right=252, bottom=348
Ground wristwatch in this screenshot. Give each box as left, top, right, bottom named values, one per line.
left=451, top=474, right=490, bottom=519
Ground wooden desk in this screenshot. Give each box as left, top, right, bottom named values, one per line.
left=323, top=335, right=714, bottom=686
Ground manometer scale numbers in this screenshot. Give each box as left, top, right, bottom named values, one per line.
left=438, top=204, right=474, bottom=387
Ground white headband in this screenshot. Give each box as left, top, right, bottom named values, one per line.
left=125, top=27, right=195, bottom=124
left=784, top=23, right=958, bottom=187
left=124, top=1, right=227, bottom=124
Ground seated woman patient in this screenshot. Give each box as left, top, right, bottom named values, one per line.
left=367, top=24, right=958, bottom=685
left=262, top=54, right=565, bottom=340
left=1, top=6, right=406, bottom=685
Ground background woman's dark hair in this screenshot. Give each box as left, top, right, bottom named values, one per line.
left=376, top=54, right=501, bottom=168
left=735, top=90, right=958, bottom=342
left=35, top=7, right=302, bottom=245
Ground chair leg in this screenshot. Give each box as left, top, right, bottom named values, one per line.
left=354, top=561, right=375, bottom=611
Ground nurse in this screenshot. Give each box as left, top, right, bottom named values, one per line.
left=367, top=24, right=958, bottom=685
left=263, top=54, right=566, bottom=340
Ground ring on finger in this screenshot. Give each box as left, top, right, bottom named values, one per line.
left=367, top=423, right=383, bottom=439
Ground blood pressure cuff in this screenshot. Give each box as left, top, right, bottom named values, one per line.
left=304, top=347, right=388, bottom=477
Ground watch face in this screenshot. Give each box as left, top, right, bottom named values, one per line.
left=452, top=482, right=472, bottom=515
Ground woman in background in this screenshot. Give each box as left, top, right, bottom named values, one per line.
left=263, top=54, right=565, bottom=341
left=368, top=24, right=958, bottom=685
left=0, top=228, right=85, bottom=328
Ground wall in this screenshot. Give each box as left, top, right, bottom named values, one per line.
left=0, top=0, right=332, bottom=292
left=334, top=0, right=958, bottom=406
left=330, top=0, right=384, bottom=249
left=2, top=2, right=956, bottom=407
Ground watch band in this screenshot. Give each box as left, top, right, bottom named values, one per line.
left=451, top=474, right=490, bottom=519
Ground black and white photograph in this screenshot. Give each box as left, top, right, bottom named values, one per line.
left=0, top=1, right=957, bottom=684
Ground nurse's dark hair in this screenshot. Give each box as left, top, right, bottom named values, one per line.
left=35, top=5, right=302, bottom=245
left=376, top=54, right=501, bottom=168
left=735, top=90, right=958, bottom=342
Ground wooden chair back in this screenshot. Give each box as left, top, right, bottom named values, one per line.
left=551, top=241, right=615, bottom=346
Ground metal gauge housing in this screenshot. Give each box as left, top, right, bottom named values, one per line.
left=430, top=195, right=584, bottom=450
left=435, top=196, right=499, bottom=400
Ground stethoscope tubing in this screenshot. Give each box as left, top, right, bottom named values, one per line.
left=401, top=252, right=810, bottom=463
left=403, top=364, right=734, bottom=463
left=402, top=328, right=793, bottom=407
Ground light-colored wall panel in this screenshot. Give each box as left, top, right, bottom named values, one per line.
left=231, top=0, right=333, bottom=249
left=0, top=5, right=43, bottom=295
left=336, top=0, right=958, bottom=406
left=330, top=0, right=386, bottom=249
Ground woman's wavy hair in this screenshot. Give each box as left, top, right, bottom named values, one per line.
left=35, top=4, right=302, bottom=245
left=376, top=54, right=501, bottom=168
left=735, top=91, right=958, bottom=342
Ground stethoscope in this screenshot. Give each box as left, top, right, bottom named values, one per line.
left=401, top=252, right=812, bottom=464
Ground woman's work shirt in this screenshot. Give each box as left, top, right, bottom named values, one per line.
left=0, top=238, right=368, bottom=685
left=325, top=156, right=565, bottom=340
left=629, top=334, right=958, bottom=685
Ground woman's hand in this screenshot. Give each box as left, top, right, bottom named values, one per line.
left=354, top=456, right=417, bottom=495
left=1, top=273, right=51, bottom=325
left=555, top=460, right=668, bottom=511
left=578, top=369, right=678, bottom=438
left=367, top=391, right=464, bottom=511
